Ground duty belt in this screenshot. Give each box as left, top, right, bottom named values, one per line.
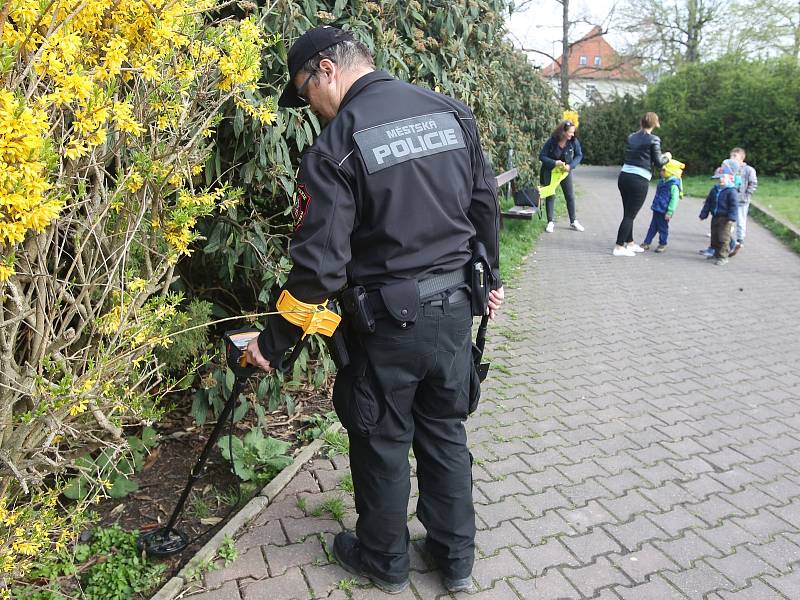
left=418, top=267, right=470, bottom=301
left=366, top=267, right=470, bottom=316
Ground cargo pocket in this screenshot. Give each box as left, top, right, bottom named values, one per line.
left=332, top=359, right=382, bottom=437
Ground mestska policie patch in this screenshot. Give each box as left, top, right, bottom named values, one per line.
left=353, top=111, right=467, bottom=174
left=293, top=183, right=311, bottom=230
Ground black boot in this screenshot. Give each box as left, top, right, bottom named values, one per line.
left=333, top=532, right=410, bottom=595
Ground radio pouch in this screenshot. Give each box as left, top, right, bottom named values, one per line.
left=340, top=286, right=375, bottom=334
left=379, top=279, right=419, bottom=325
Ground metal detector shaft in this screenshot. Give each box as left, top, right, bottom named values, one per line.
left=160, top=376, right=247, bottom=536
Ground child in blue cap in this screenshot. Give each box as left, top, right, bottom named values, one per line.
left=699, top=158, right=740, bottom=265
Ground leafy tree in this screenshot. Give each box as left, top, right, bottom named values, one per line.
left=617, top=0, right=727, bottom=78
left=0, top=0, right=273, bottom=588
left=727, top=0, right=800, bottom=60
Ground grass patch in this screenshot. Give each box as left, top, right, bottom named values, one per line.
left=312, top=495, right=347, bottom=520
left=322, top=428, right=349, bottom=458
left=493, top=364, right=512, bottom=376
left=337, top=578, right=359, bottom=592
left=338, top=472, right=354, bottom=494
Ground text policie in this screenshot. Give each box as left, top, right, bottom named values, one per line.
left=355, top=112, right=467, bottom=174
left=375, top=128, right=460, bottom=165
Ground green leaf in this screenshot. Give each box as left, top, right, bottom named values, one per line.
left=233, top=395, right=249, bottom=422
left=141, top=426, right=158, bottom=449
left=109, top=476, right=139, bottom=498
left=234, top=108, right=245, bottom=137
left=63, top=475, right=89, bottom=500
left=286, top=395, right=295, bottom=416
left=192, top=392, right=209, bottom=426
left=225, top=368, right=234, bottom=394
left=256, top=377, right=269, bottom=401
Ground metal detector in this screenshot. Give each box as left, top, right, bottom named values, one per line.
left=138, top=328, right=259, bottom=557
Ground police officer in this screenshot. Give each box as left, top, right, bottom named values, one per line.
left=246, top=26, right=504, bottom=594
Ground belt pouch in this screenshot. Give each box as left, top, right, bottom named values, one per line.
left=340, top=286, right=375, bottom=334
left=378, top=279, right=419, bottom=324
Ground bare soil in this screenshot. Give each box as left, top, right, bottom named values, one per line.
left=93, top=386, right=334, bottom=586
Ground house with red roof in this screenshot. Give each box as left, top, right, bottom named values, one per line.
left=541, top=26, right=646, bottom=106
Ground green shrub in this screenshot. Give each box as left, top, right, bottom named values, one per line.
left=648, top=56, right=800, bottom=177
left=11, top=525, right=165, bottom=600
left=578, top=94, right=645, bottom=165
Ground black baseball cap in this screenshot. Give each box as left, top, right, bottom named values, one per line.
left=278, top=26, right=354, bottom=108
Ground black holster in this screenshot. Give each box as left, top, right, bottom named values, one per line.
left=326, top=328, right=350, bottom=370
left=469, top=239, right=496, bottom=317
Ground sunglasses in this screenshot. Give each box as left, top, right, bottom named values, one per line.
left=296, top=71, right=314, bottom=102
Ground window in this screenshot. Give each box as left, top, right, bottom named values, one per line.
left=594, top=56, right=602, bottom=66
left=579, top=55, right=587, bottom=65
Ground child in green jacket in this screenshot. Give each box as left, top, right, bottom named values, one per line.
left=642, top=159, right=685, bottom=253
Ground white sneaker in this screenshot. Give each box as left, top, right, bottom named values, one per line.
left=613, top=246, right=636, bottom=257
left=627, top=243, right=645, bottom=253
left=545, top=221, right=554, bottom=233
left=570, top=220, right=585, bottom=232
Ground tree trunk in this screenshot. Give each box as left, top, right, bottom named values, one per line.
left=795, top=0, right=800, bottom=59
left=560, top=0, right=570, bottom=108
left=686, top=0, right=700, bottom=62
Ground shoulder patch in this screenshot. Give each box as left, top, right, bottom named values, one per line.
left=353, top=112, right=467, bottom=174
left=293, top=184, right=311, bottom=231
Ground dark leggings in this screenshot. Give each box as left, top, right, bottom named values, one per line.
left=545, top=172, right=576, bottom=223
left=616, top=171, right=650, bottom=246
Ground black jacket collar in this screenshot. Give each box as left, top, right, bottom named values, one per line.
left=339, top=70, right=394, bottom=112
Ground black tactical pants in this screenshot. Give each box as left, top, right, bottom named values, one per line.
left=332, top=293, right=475, bottom=583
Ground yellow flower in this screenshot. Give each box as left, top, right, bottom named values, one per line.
left=12, top=539, right=41, bottom=556
left=129, top=277, right=147, bottom=292
left=126, top=169, right=144, bottom=193
left=113, top=100, right=145, bottom=136
left=69, top=399, right=89, bottom=416
left=65, top=138, right=90, bottom=160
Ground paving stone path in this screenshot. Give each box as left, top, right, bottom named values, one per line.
left=181, top=166, right=800, bottom=599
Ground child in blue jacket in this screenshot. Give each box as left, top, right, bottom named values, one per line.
left=699, top=159, right=739, bottom=266
left=642, top=159, right=685, bottom=253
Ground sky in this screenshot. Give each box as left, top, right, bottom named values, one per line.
left=505, top=0, right=626, bottom=67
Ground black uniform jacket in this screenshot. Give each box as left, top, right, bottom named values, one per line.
left=257, top=70, right=500, bottom=364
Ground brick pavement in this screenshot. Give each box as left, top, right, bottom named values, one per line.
left=180, top=166, right=800, bottom=599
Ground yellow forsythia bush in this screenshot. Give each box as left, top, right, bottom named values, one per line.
left=0, top=0, right=277, bottom=589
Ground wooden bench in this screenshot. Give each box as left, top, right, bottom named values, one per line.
left=495, top=167, right=539, bottom=221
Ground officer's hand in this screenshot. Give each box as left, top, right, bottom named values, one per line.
left=245, top=338, right=272, bottom=373
left=487, top=286, right=505, bottom=320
